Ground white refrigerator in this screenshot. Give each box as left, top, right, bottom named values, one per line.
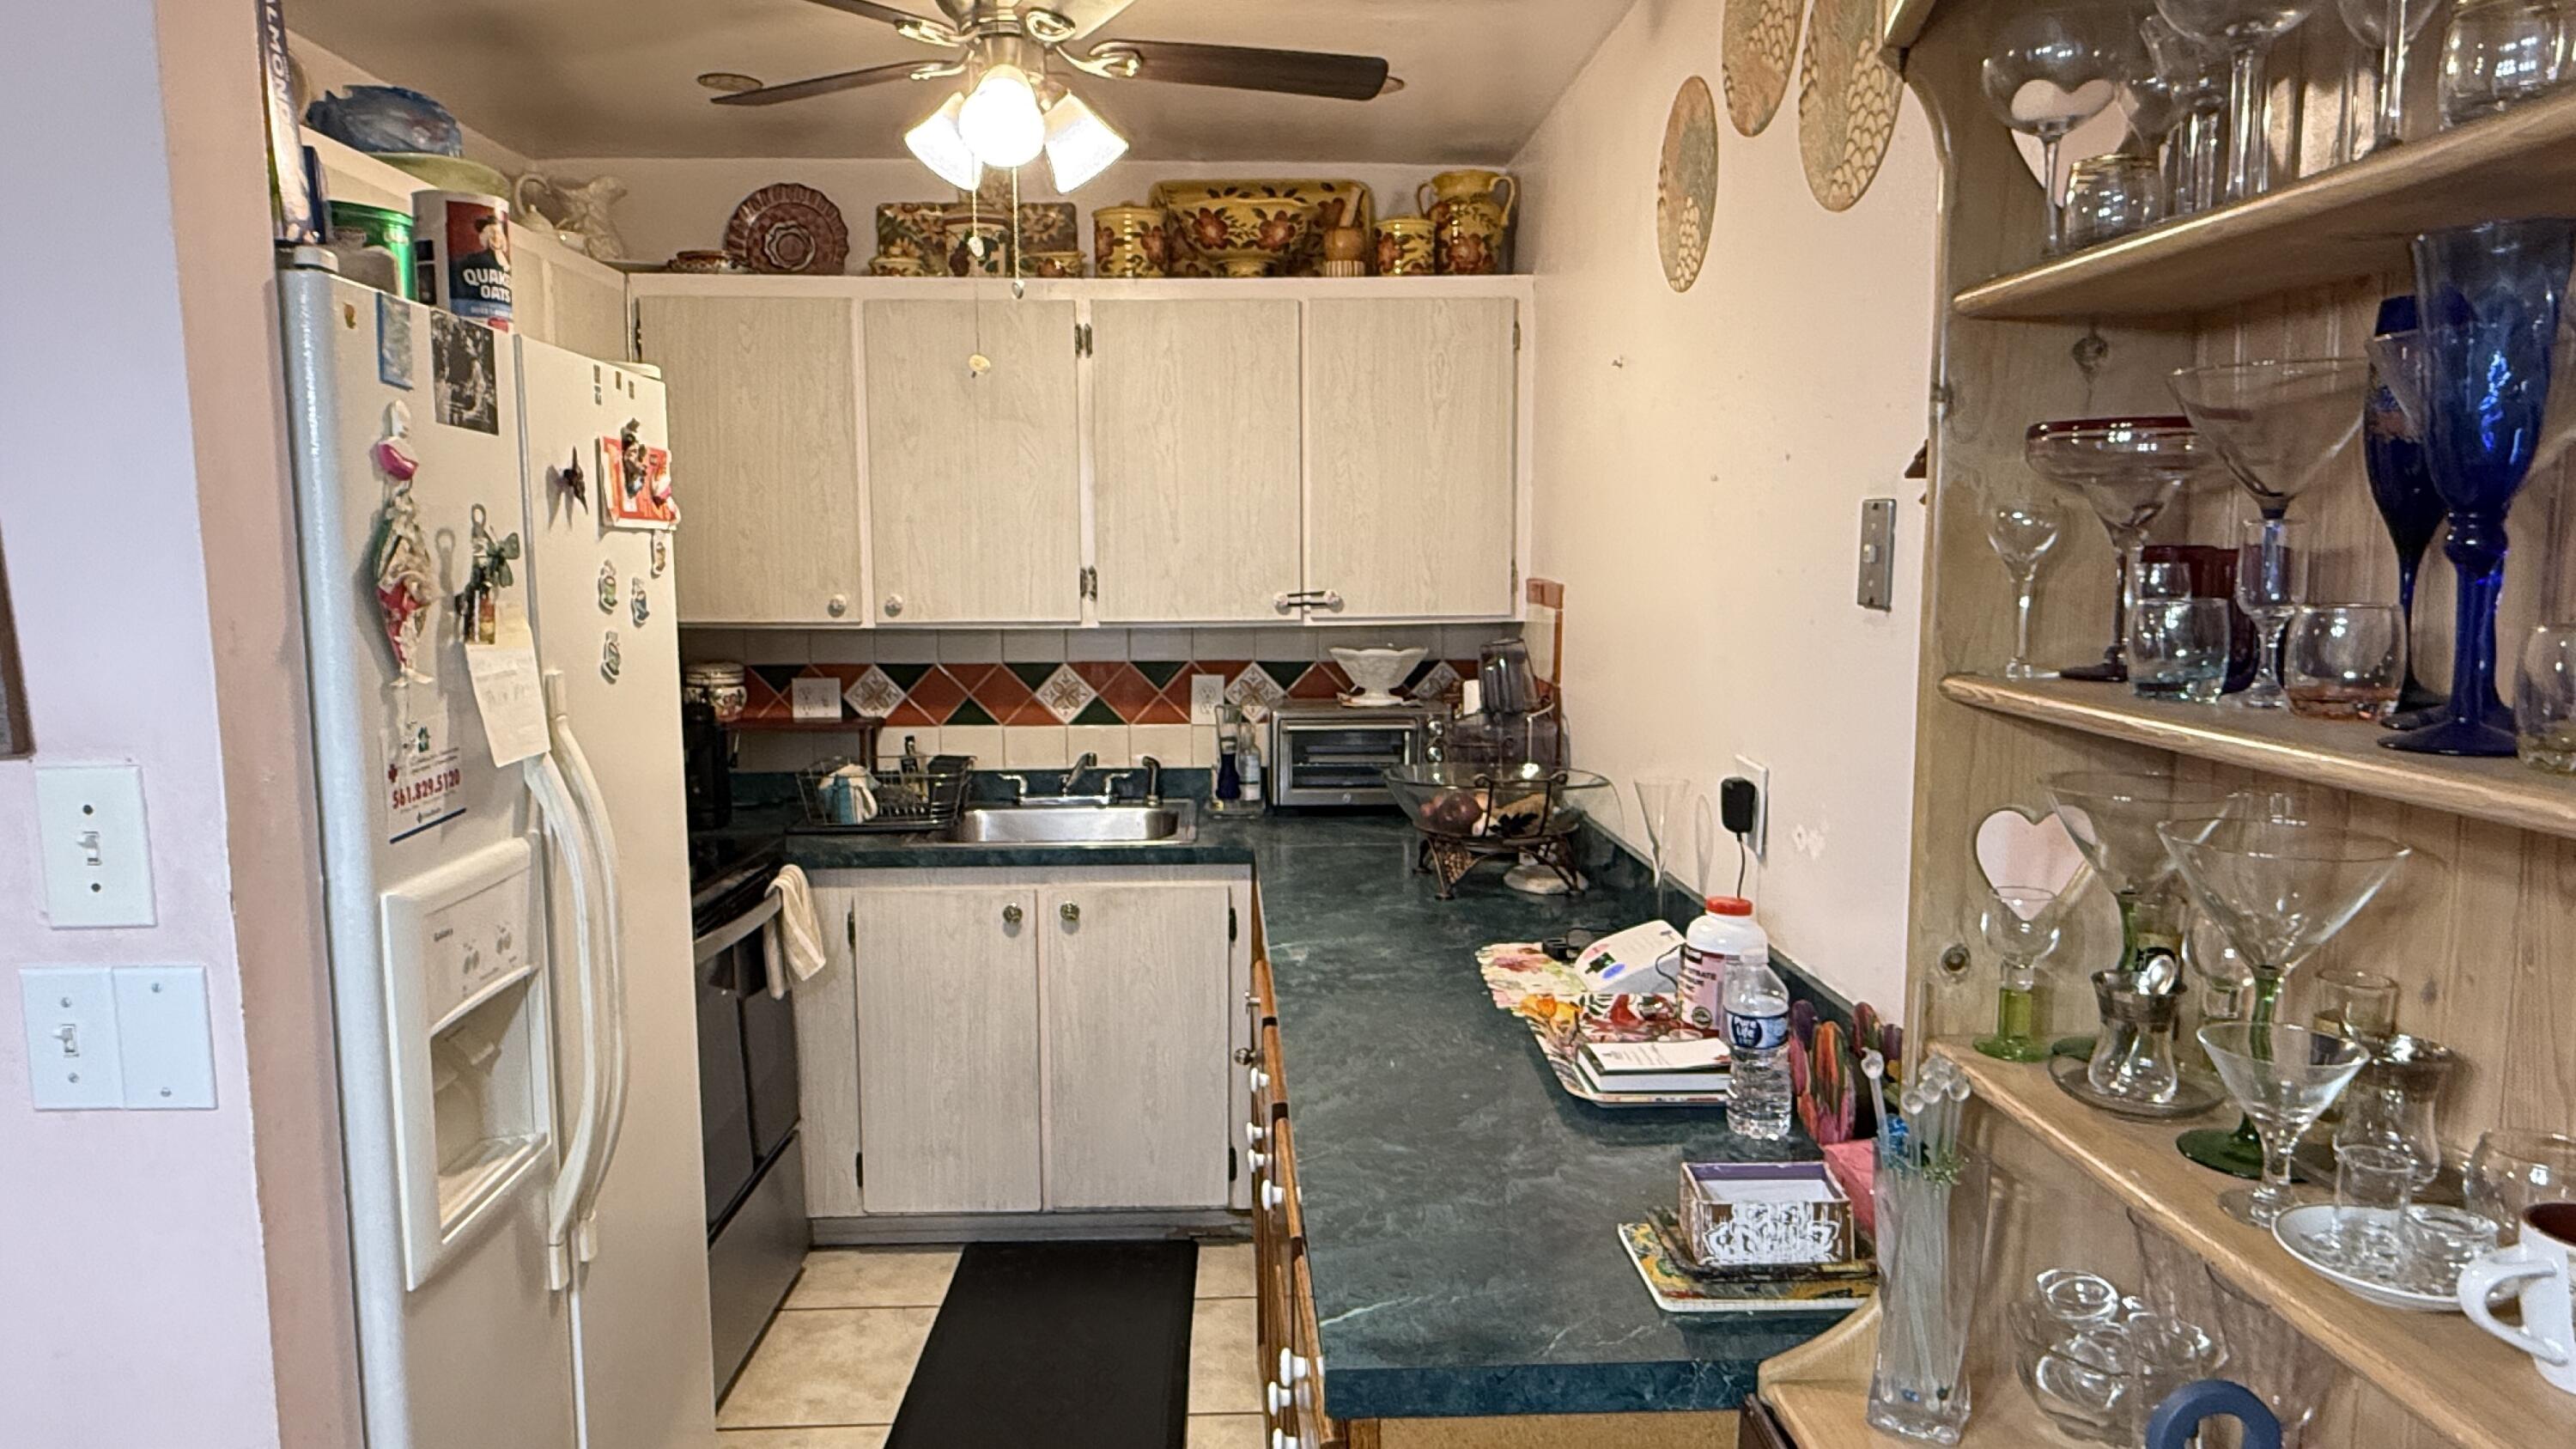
left=280, top=268, right=717, bottom=1449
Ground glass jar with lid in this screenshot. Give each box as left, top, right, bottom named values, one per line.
left=2062, top=153, right=2166, bottom=251
left=682, top=661, right=749, bottom=723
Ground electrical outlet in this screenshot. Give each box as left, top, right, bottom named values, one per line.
left=1733, top=755, right=1770, bottom=861
left=1189, top=674, right=1225, bottom=726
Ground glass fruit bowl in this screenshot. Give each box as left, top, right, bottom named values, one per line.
left=1382, top=762, right=1610, bottom=841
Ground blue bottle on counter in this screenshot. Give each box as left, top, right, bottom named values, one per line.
left=1721, top=912, right=1792, bottom=1142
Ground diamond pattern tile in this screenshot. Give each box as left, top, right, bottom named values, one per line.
left=1225, top=667, right=1286, bottom=712
left=1095, top=664, right=1162, bottom=722
left=1035, top=665, right=1098, bottom=723
left=843, top=666, right=904, bottom=718
left=1133, top=691, right=1191, bottom=726
left=901, top=667, right=967, bottom=725
left=1410, top=661, right=1461, bottom=702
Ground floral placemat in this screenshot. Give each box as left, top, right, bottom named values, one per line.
left=1477, top=941, right=1724, bottom=1108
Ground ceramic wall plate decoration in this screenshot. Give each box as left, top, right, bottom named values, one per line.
left=1722, top=0, right=1805, bottom=136
left=1658, top=78, right=1721, bottom=293
left=1797, top=0, right=1904, bottom=211
left=725, top=182, right=850, bottom=275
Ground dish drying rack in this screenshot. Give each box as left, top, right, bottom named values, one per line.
left=797, top=753, right=975, bottom=833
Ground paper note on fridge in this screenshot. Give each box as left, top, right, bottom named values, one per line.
left=465, top=609, right=549, bottom=766
left=1575, top=920, right=1685, bottom=989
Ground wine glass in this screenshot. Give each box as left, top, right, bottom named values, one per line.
left=1984, top=7, right=2142, bottom=253
left=2363, top=297, right=2451, bottom=726
left=2025, top=417, right=2208, bottom=683
left=2338, top=0, right=2445, bottom=153
left=2155, top=0, right=2324, bottom=201
left=2142, top=13, right=2231, bottom=214
left=1976, top=885, right=2076, bottom=1062
left=2233, top=515, right=2312, bottom=709
left=1983, top=482, right=2067, bottom=680
left=2200, top=1021, right=2370, bottom=1226
left=2379, top=219, right=2576, bottom=758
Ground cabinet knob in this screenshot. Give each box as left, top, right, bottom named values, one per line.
left=1249, top=1068, right=1271, bottom=1092
left=1060, top=902, right=1080, bottom=924
left=826, top=594, right=848, bottom=618
left=1249, top=1149, right=1271, bottom=1173
left=1280, top=1349, right=1311, bottom=1383
left=1261, top=1181, right=1286, bottom=1210
left=1266, top=1382, right=1290, bottom=1414
left=883, top=594, right=904, bottom=618
left=1245, top=1119, right=1267, bottom=1147
left=1232, top=1045, right=1258, bottom=1066
left=1002, top=903, right=1024, bottom=926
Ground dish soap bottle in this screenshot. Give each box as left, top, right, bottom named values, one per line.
left=1214, top=709, right=1242, bottom=803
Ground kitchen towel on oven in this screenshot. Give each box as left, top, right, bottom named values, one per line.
left=762, top=863, right=828, bottom=999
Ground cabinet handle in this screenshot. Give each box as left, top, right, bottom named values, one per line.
left=1060, top=902, right=1080, bottom=924
left=826, top=594, right=848, bottom=618
left=1271, top=588, right=1346, bottom=614
left=1002, top=903, right=1024, bottom=926
left=883, top=594, right=904, bottom=618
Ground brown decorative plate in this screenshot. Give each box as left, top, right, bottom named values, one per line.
left=725, top=182, right=850, bottom=275
left=1722, top=0, right=1804, bottom=137
left=1658, top=77, right=1721, bottom=293
left=1796, top=0, right=1903, bottom=212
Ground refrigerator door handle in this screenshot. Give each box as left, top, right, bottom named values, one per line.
left=550, top=675, right=630, bottom=1263
left=530, top=746, right=606, bottom=1291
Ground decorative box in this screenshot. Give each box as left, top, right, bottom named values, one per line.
left=1679, top=1160, right=1856, bottom=1269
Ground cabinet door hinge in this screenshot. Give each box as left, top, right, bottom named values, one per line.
left=1511, top=318, right=1522, bottom=351
left=629, top=310, right=644, bottom=362
left=854, top=1152, right=864, bottom=1188
left=1229, top=1146, right=1239, bottom=1182
left=1075, top=321, right=1094, bottom=357
left=1079, top=565, right=1098, bottom=600
left=1228, top=904, right=1238, bottom=943
left=847, top=907, right=856, bottom=950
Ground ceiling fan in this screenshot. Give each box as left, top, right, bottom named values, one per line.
left=710, top=0, right=1400, bottom=191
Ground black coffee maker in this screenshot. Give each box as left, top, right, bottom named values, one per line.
left=683, top=699, right=732, bottom=830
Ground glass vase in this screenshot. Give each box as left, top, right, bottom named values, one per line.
left=1867, top=1154, right=1994, bottom=1445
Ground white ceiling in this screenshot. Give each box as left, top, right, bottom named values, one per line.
left=289, top=0, right=1635, bottom=163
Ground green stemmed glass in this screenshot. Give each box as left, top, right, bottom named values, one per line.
left=2160, top=818, right=2410, bottom=1178
left=2200, top=1022, right=2369, bottom=1227
left=1975, top=885, right=2079, bottom=1062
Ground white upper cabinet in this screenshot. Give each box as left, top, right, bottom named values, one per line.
left=640, top=295, right=863, bottom=624
left=863, top=299, right=1084, bottom=624
left=1088, top=299, right=1304, bottom=623
left=1303, top=296, right=1519, bottom=620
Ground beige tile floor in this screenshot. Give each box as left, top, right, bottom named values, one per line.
left=718, top=1240, right=1261, bottom=1446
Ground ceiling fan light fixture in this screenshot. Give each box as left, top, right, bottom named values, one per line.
left=1042, top=90, right=1127, bottom=192
left=905, top=91, right=984, bottom=191
left=957, top=63, right=1047, bottom=168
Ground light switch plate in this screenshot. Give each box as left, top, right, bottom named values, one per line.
left=34, top=765, right=155, bottom=928
left=1856, top=497, right=1898, bottom=612
left=20, top=966, right=123, bottom=1110
left=113, top=965, right=216, bottom=1110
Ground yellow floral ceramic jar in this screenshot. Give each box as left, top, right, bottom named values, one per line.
left=1417, top=168, right=1517, bottom=275
left=1372, top=216, right=1435, bottom=277
left=1092, top=204, right=1168, bottom=277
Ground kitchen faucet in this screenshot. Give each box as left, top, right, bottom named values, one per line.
left=1001, top=753, right=1103, bottom=805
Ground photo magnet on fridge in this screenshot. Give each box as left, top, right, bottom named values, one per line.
left=430, top=311, right=498, bottom=434
left=376, top=294, right=415, bottom=390
left=600, top=423, right=678, bottom=530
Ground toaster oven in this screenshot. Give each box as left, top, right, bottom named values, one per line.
left=1267, top=702, right=1443, bottom=807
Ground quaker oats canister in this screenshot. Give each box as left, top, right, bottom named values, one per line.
left=411, top=190, right=513, bottom=330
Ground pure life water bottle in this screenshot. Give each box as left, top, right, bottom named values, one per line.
left=1717, top=904, right=1792, bottom=1141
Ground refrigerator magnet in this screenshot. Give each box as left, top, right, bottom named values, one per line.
left=376, top=294, right=415, bottom=390
left=601, top=420, right=677, bottom=530
left=600, top=630, right=623, bottom=684
left=429, top=310, right=500, bottom=435
left=366, top=405, right=435, bottom=684
left=597, top=560, right=619, bottom=614
left=551, top=447, right=586, bottom=510
left=383, top=699, right=465, bottom=843
left=453, top=504, right=522, bottom=648
left=629, top=578, right=651, bottom=628
left=650, top=533, right=669, bottom=577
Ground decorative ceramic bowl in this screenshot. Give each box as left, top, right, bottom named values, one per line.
left=1017, top=251, right=1084, bottom=277
left=1151, top=180, right=1374, bottom=275
left=1163, top=195, right=1318, bottom=277
left=1330, top=647, right=1428, bottom=706
left=868, top=253, right=930, bottom=277
left=1382, top=762, right=1612, bottom=841
left=305, top=86, right=465, bottom=157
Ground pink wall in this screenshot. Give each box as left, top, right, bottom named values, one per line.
left=0, top=2, right=337, bottom=1444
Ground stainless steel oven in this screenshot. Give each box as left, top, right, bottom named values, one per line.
left=1268, top=702, right=1443, bottom=807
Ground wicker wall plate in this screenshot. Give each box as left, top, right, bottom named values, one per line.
left=725, top=181, right=851, bottom=275
left=1722, top=0, right=1805, bottom=137
left=1796, top=0, right=1904, bottom=212
left=1658, top=77, right=1721, bottom=293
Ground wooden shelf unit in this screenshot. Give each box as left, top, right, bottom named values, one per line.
left=1939, top=674, right=2576, bottom=839
left=1951, top=89, right=2576, bottom=322
left=1757, top=1301, right=2093, bottom=1449
left=1933, top=1042, right=2567, bottom=1449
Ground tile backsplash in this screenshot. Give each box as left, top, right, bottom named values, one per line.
left=684, top=624, right=1517, bottom=772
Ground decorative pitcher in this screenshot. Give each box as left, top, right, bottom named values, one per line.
left=1417, top=168, right=1517, bottom=276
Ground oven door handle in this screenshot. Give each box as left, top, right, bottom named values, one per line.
left=694, top=893, right=783, bottom=966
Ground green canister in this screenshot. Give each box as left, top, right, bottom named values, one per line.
left=326, top=200, right=416, bottom=300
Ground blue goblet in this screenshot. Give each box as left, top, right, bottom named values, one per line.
left=2385, top=219, right=2576, bottom=758
left=2364, top=295, right=2448, bottom=727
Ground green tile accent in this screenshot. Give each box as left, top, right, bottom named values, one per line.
left=1005, top=661, right=1060, bottom=690
left=1071, top=697, right=1125, bottom=726
left=1259, top=661, right=1312, bottom=691
left=948, top=697, right=998, bottom=727
left=1132, top=659, right=1186, bottom=690
left=878, top=661, right=933, bottom=691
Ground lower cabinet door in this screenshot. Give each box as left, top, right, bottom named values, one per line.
left=1040, top=882, right=1234, bottom=1209
left=852, top=884, right=1042, bottom=1213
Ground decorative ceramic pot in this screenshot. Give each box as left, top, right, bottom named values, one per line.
left=1418, top=168, right=1517, bottom=275
left=1373, top=217, right=1436, bottom=277
left=1093, top=204, right=1168, bottom=277
left=868, top=253, right=930, bottom=277
left=1164, top=194, right=1318, bottom=277
left=940, top=212, right=1012, bottom=276
left=1018, top=250, right=1084, bottom=277
left=1017, top=203, right=1079, bottom=254
left=874, top=201, right=949, bottom=263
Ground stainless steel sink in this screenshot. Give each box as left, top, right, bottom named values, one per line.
left=939, top=800, right=1197, bottom=846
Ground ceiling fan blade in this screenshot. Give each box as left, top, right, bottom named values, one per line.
left=1091, top=40, right=1393, bottom=101
left=801, top=0, right=947, bottom=30
left=1033, top=0, right=1138, bottom=40
left=711, top=61, right=930, bottom=106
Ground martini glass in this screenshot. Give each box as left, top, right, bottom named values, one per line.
left=2043, top=771, right=2241, bottom=980
left=2200, top=1021, right=2368, bottom=1226
left=2160, top=817, right=2409, bottom=1178
left=1984, top=7, right=2140, bottom=254
left=2154, top=0, right=2323, bottom=200
left=2026, top=417, right=2208, bottom=683
left=2167, top=358, right=2372, bottom=527
left=2363, top=300, right=2451, bottom=726
left=1975, top=884, right=2081, bottom=1062
left=2378, top=219, right=2576, bottom=758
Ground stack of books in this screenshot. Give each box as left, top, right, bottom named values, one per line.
left=1572, top=1037, right=1729, bottom=1101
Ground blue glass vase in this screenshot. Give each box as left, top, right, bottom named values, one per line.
left=2385, top=220, right=2576, bottom=758
left=2364, top=295, right=2449, bottom=726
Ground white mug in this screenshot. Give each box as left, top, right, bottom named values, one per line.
left=2458, top=1202, right=2576, bottom=1396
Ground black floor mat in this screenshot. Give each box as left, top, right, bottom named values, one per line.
left=885, top=1240, right=1197, bottom=1449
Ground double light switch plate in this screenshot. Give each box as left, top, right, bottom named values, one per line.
left=19, top=965, right=217, bottom=1111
